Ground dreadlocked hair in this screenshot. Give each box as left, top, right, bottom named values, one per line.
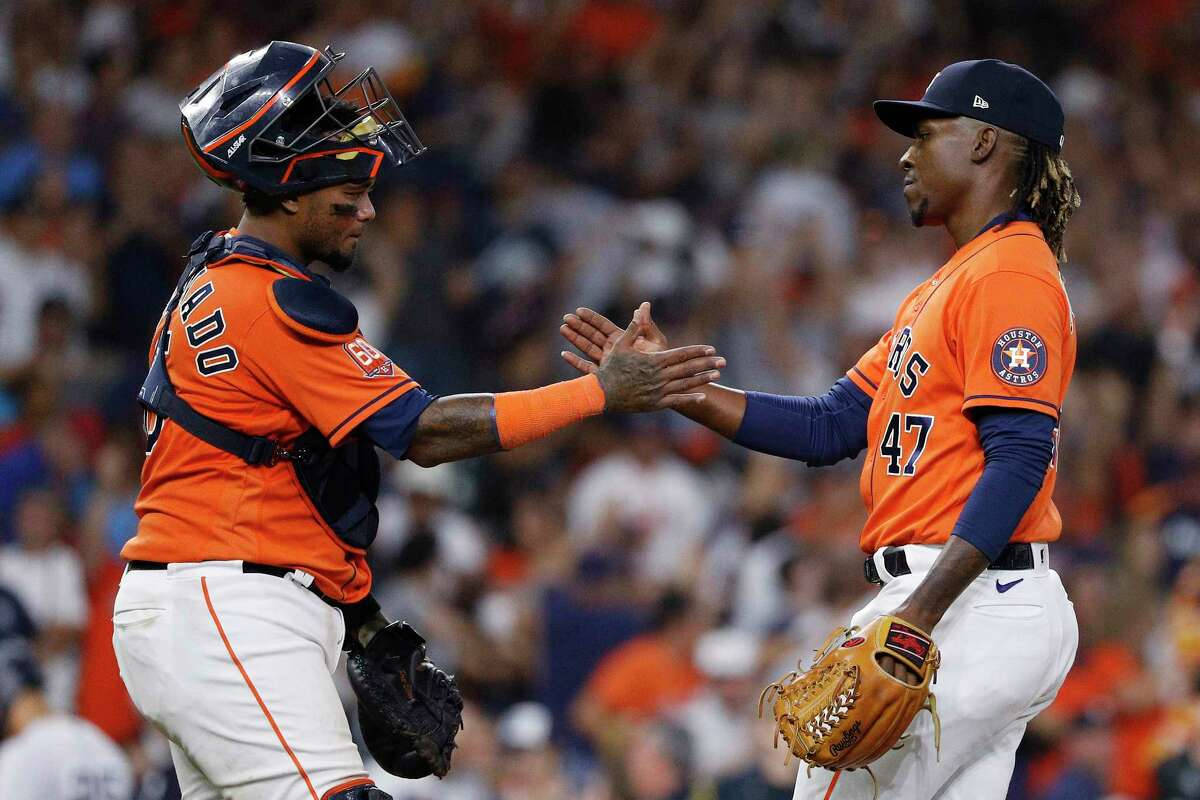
left=1009, top=137, right=1081, bottom=266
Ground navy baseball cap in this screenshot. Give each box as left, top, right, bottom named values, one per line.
left=874, top=59, right=1065, bottom=153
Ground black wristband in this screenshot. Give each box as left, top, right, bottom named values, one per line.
left=338, top=593, right=382, bottom=646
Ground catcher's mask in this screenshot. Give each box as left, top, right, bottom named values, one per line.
left=180, top=41, right=424, bottom=196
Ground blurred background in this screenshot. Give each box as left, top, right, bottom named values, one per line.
left=1, top=0, right=1199, bottom=798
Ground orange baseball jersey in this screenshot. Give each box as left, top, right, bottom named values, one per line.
left=845, top=221, right=1075, bottom=553
left=124, top=234, right=425, bottom=602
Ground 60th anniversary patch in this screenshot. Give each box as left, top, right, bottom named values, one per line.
left=991, top=328, right=1047, bottom=386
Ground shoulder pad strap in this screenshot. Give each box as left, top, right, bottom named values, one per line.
left=267, top=278, right=358, bottom=342
left=187, top=230, right=215, bottom=257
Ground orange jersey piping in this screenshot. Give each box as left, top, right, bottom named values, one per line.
left=201, top=577, right=319, bottom=799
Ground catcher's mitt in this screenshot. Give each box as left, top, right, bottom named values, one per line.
left=759, top=615, right=941, bottom=773
left=346, top=621, right=464, bottom=779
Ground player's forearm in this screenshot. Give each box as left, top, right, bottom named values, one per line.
left=892, top=536, right=990, bottom=631
left=672, top=382, right=747, bottom=437
left=404, top=394, right=502, bottom=467
left=728, top=378, right=871, bottom=464
left=405, top=376, right=608, bottom=466
left=892, top=413, right=1053, bottom=632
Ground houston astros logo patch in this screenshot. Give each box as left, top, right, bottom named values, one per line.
left=991, top=328, right=1047, bottom=386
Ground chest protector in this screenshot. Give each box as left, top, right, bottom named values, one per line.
left=138, top=231, right=380, bottom=550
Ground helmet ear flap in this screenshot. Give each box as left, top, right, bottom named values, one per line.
left=181, top=119, right=238, bottom=189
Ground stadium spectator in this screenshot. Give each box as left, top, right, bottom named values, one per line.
left=0, top=582, right=132, bottom=796
left=572, top=589, right=707, bottom=760
left=671, top=627, right=763, bottom=779
left=0, top=488, right=86, bottom=711
left=567, top=416, right=715, bottom=587
left=620, top=721, right=696, bottom=800
left=713, top=720, right=800, bottom=800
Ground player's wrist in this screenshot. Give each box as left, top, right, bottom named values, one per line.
left=354, top=612, right=390, bottom=650
left=890, top=601, right=941, bottom=634
left=493, top=375, right=605, bottom=449
left=337, top=594, right=386, bottom=652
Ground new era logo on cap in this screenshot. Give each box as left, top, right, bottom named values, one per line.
left=973, top=95, right=989, bottom=109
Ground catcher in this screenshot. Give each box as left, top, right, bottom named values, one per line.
left=562, top=60, right=1081, bottom=798
left=112, top=41, right=725, bottom=800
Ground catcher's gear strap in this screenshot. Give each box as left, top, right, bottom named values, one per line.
left=138, top=231, right=347, bottom=466
left=493, top=375, right=606, bottom=449
left=268, top=277, right=358, bottom=343
left=137, top=231, right=382, bottom=551
left=139, top=232, right=285, bottom=466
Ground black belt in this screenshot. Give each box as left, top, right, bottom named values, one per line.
left=126, top=559, right=333, bottom=605
left=863, top=542, right=1038, bottom=585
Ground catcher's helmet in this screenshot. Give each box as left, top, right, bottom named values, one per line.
left=180, top=41, right=424, bottom=196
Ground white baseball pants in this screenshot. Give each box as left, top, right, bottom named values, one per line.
left=112, top=561, right=371, bottom=800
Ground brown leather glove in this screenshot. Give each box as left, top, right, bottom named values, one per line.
left=760, top=615, right=941, bottom=771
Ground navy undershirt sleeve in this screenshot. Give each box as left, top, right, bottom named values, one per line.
left=732, top=377, right=871, bottom=466
left=362, top=387, right=438, bottom=459
left=950, top=408, right=1056, bottom=560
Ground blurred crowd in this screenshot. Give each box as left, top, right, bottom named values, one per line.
left=1, top=0, right=1200, bottom=798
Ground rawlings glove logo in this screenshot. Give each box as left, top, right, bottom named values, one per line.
left=829, top=721, right=863, bottom=756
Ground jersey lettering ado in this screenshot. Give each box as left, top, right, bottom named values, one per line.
left=845, top=221, right=1076, bottom=553
left=124, top=234, right=426, bottom=601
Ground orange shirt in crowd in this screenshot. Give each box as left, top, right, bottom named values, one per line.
left=582, top=635, right=704, bottom=717
left=76, top=558, right=141, bottom=743
left=1033, top=642, right=1164, bottom=798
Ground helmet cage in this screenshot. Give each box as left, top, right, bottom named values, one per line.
left=248, top=47, right=424, bottom=170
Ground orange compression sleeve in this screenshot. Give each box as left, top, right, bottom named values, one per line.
left=493, top=374, right=607, bottom=449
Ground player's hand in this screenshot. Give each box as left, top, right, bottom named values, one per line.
left=877, top=653, right=922, bottom=686
left=880, top=603, right=937, bottom=685
left=593, top=311, right=722, bottom=412
left=561, top=302, right=669, bottom=375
